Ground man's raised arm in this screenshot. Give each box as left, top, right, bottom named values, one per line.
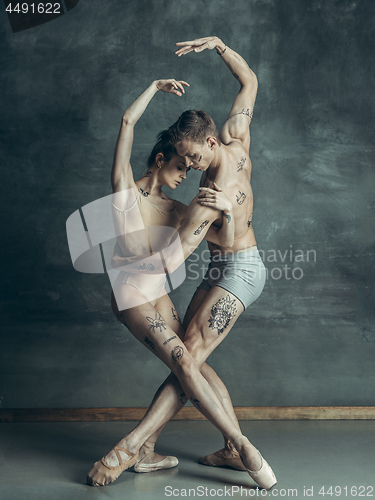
left=175, top=36, right=257, bottom=151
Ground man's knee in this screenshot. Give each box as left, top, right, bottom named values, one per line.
left=184, top=323, right=209, bottom=367
left=169, top=345, right=199, bottom=380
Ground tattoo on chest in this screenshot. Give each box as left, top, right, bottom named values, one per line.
left=171, top=345, right=184, bottom=361
left=146, top=311, right=167, bottom=333
left=236, top=191, right=246, bottom=205
left=139, top=188, right=149, bottom=197
left=237, top=157, right=246, bottom=172
left=144, top=171, right=152, bottom=178
left=172, top=308, right=181, bottom=322
left=194, top=220, right=209, bottom=235
left=163, top=335, right=177, bottom=346
left=208, top=294, right=237, bottom=334
left=144, top=336, right=156, bottom=351
left=136, top=262, right=155, bottom=271
left=224, top=213, right=231, bottom=223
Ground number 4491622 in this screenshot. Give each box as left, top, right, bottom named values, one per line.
left=6, top=3, right=61, bottom=14
left=319, top=485, right=373, bottom=496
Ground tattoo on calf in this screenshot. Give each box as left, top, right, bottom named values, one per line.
left=144, top=336, right=156, bottom=351
left=191, top=398, right=202, bottom=411
left=136, top=263, right=155, bottom=271
left=194, top=220, right=209, bottom=235
left=146, top=312, right=167, bottom=333
left=163, top=335, right=177, bottom=346
left=237, top=157, right=247, bottom=172
left=224, top=213, right=231, bottom=223
left=179, top=392, right=187, bottom=405
left=171, top=345, right=184, bottom=361
left=171, top=307, right=181, bottom=322
left=208, top=294, right=237, bottom=334
left=236, top=191, right=246, bottom=205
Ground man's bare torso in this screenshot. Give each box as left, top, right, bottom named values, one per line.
left=200, top=141, right=257, bottom=254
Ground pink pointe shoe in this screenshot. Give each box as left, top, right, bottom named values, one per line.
left=232, top=437, right=277, bottom=490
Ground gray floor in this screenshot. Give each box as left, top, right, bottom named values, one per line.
left=0, top=420, right=374, bottom=499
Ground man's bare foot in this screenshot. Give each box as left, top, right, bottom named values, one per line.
left=86, top=437, right=139, bottom=487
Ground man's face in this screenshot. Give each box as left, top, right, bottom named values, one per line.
left=174, top=139, right=214, bottom=171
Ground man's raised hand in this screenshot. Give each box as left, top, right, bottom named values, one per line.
left=156, top=79, right=189, bottom=96
left=175, top=36, right=223, bottom=57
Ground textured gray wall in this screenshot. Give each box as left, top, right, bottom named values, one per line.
left=0, top=0, right=374, bottom=409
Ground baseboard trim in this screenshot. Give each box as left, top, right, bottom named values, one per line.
left=1, top=406, right=375, bottom=423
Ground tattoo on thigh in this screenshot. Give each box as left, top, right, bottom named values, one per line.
left=144, top=336, right=156, bottom=351
left=179, top=392, right=187, bottom=405
left=136, top=262, right=155, bottom=271
left=116, top=312, right=128, bottom=329
left=208, top=295, right=237, bottom=335
left=237, top=157, right=246, bottom=172
left=146, top=312, right=167, bottom=333
left=194, top=220, right=209, bottom=235
left=236, top=191, right=246, bottom=205
left=171, top=345, right=184, bottom=361
left=163, top=335, right=177, bottom=346
left=172, top=307, right=181, bottom=322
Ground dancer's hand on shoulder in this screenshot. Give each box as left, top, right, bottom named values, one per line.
left=155, top=79, right=189, bottom=96
left=175, top=36, right=222, bottom=56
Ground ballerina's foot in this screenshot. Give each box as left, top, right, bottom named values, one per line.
left=86, top=445, right=139, bottom=486
left=198, top=448, right=247, bottom=471
left=134, top=450, right=179, bottom=473
left=232, top=436, right=277, bottom=490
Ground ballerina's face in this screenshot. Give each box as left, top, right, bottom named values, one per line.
left=160, top=154, right=191, bottom=189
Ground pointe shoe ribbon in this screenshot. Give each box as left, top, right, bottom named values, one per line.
left=87, top=447, right=139, bottom=486
left=198, top=449, right=247, bottom=471
left=232, top=437, right=277, bottom=490
left=133, top=453, right=179, bottom=473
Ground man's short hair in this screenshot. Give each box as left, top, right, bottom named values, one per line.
left=168, top=110, right=219, bottom=144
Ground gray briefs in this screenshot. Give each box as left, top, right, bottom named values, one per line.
left=197, top=247, right=266, bottom=310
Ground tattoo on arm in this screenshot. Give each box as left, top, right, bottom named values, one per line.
left=171, top=345, right=184, bottom=361
left=146, top=312, right=167, bottom=333
left=208, top=294, right=237, bottom=334
left=210, top=242, right=221, bottom=250
left=237, top=157, right=246, bottom=172
left=194, top=220, right=209, bottom=235
left=163, top=335, right=177, bottom=346
left=171, top=307, right=181, bottom=322
left=144, top=336, right=156, bottom=351
left=229, top=109, right=253, bottom=121
left=136, top=263, right=155, bottom=271
left=236, top=191, right=246, bottom=205
left=224, top=213, right=231, bottom=223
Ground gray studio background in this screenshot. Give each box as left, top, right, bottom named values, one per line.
left=1, top=0, right=374, bottom=409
